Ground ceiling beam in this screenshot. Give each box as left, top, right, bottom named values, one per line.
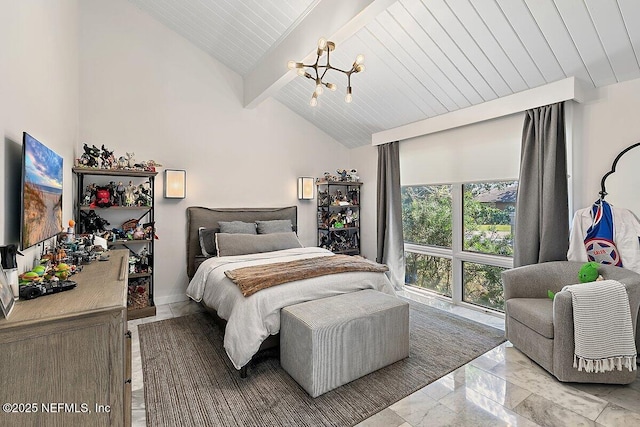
left=243, top=0, right=396, bottom=109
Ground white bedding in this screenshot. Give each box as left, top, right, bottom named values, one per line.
left=186, top=247, right=396, bottom=369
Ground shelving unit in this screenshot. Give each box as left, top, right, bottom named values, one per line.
left=316, top=180, right=362, bottom=255
left=73, top=167, right=157, bottom=320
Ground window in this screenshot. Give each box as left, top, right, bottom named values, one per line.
left=402, top=185, right=451, bottom=248
left=405, top=252, right=452, bottom=297
left=402, top=181, right=517, bottom=312
left=463, top=182, right=516, bottom=257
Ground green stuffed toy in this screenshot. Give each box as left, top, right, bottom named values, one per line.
left=548, top=261, right=601, bottom=299
left=578, top=261, right=601, bottom=283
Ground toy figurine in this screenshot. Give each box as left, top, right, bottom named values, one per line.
left=132, top=223, right=145, bottom=240
left=94, top=186, right=112, bottom=208
left=80, top=143, right=100, bottom=168
left=115, top=181, right=126, bottom=206
left=136, top=181, right=152, bottom=206
left=125, top=181, right=136, bottom=206
left=126, top=152, right=135, bottom=169
left=83, top=185, right=93, bottom=205
left=117, top=156, right=128, bottom=169
left=100, top=145, right=116, bottom=169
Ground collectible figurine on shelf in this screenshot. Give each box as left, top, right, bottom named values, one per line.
left=83, top=185, right=93, bottom=206
left=79, top=143, right=101, bottom=168
left=125, top=181, right=136, bottom=206
left=136, top=181, right=152, bottom=206
left=115, top=182, right=126, bottom=206
left=117, top=155, right=128, bottom=169
left=79, top=210, right=110, bottom=234
left=126, top=152, right=135, bottom=169
left=94, top=186, right=112, bottom=208
left=100, top=145, right=116, bottom=169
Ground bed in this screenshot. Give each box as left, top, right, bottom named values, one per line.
left=185, top=206, right=396, bottom=376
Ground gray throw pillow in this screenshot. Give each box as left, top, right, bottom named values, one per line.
left=256, top=219, right=293, bottom=234
left=215, top=232, right=302, bottom=257
left=219, top=221, right=257, bottom=234
left=198, top=227, right=219, bottom=257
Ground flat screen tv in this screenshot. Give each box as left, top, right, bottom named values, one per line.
left=20, top=132, right=63, bottom=250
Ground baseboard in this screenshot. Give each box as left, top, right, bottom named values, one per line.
left=154, top=294, right=190, bottom=305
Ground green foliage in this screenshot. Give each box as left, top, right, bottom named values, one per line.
left=405, top=252, right=452, bottom=297
left=401, top=185, right=452, bottom=247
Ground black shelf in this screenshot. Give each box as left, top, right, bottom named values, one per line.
left=73, top=168, right=156, bottom=319
left=316, top=181, right=361, bottom=255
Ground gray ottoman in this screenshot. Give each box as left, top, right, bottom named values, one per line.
left=280, top=290, right=410, bottom=397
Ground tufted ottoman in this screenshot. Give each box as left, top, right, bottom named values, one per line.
left=280, top=289, right=410, bottom=397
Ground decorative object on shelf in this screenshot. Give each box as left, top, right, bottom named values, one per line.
left=297, top=177, right=314, bottom=200
left=74, top=144, right=163, bottom=172
left=317, top=181, right=362, bottom=255
left=100, top=145, right=116, bottom=169
left=288, top=37, right=365, bottom=107
left=164, top=169, right=186, bottom=199
left=79, top=210, right=110, bottom=234
left=318, top=169, right=360, bottom=183
left=79, top=143, right=101, bottom=168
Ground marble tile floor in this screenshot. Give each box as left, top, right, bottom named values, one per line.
left=127, top=294, right=640, bottom=427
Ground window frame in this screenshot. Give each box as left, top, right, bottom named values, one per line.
left=403, top=183, right=514, bottom=313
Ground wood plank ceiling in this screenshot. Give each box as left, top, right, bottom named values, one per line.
left=129, top=0, right=640, bottom=148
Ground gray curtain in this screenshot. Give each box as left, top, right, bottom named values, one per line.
left=377, top=141, right=405, bottom=290
left=514, top=102, right=569, bottom=267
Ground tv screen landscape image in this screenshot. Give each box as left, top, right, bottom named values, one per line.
left=21, top=132, right=63, bottom=250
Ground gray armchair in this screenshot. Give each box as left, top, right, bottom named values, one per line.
left=503, top=261, right=640, bottom=384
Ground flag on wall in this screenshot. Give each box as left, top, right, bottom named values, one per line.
left=584, top=199, right=623, bottom=267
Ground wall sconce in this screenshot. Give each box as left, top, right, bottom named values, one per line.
left=164, top=169, right=186, bottom=199
left=297, top=177, right=314, bottom=200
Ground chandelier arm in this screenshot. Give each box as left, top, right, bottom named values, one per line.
left=325, top=65, right=351, bottom=74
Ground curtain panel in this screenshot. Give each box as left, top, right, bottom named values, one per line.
left=377, top=141, right=405, bottom=290
left=514, top=102, right=569, bottom=267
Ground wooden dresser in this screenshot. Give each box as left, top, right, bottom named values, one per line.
left=0, top=249, right=131, bottom=427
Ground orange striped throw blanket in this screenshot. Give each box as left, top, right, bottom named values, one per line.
left=224, top=255, right=389, bottom=297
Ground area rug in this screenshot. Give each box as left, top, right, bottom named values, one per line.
left=139, top=300, right=505, bottom=427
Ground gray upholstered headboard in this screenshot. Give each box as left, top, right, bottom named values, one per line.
left=186, top=206, right=298, bottom=279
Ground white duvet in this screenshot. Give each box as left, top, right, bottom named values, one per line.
left=186, top=247, right=395, bottom=369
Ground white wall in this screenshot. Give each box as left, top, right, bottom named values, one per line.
left=78, top=0, right=349, bottom=304
left=572, top=78, right=640, bottom=214
left=0, top=0, right=79, bottom=271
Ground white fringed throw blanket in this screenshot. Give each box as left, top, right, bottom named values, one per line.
left=562, top=280, right=637, bottom=373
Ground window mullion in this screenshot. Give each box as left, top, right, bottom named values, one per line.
left=451, top=184, right=463, bottom=304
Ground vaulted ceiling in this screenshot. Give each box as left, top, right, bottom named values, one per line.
left=129, top=0, right=640, bottom=148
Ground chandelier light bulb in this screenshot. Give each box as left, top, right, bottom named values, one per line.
left=345, top=87, right=353, bottom=103
left=355, top=54, right=365, bottom=65
left=318, top=37, right=327, bottom=50
left=310, top=93, right=318, bottom=107
left=297, top=68, right=306, bottom=76
left=327, top=82, right=337, bottom=92
left=355, top=64, right=365, bottom=73
left=287, top=60, right=296, bottom=70
left=315, top=78, right=323, bottom=95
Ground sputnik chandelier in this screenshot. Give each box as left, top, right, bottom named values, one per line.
left=288, top=37, right=365, bottom=107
